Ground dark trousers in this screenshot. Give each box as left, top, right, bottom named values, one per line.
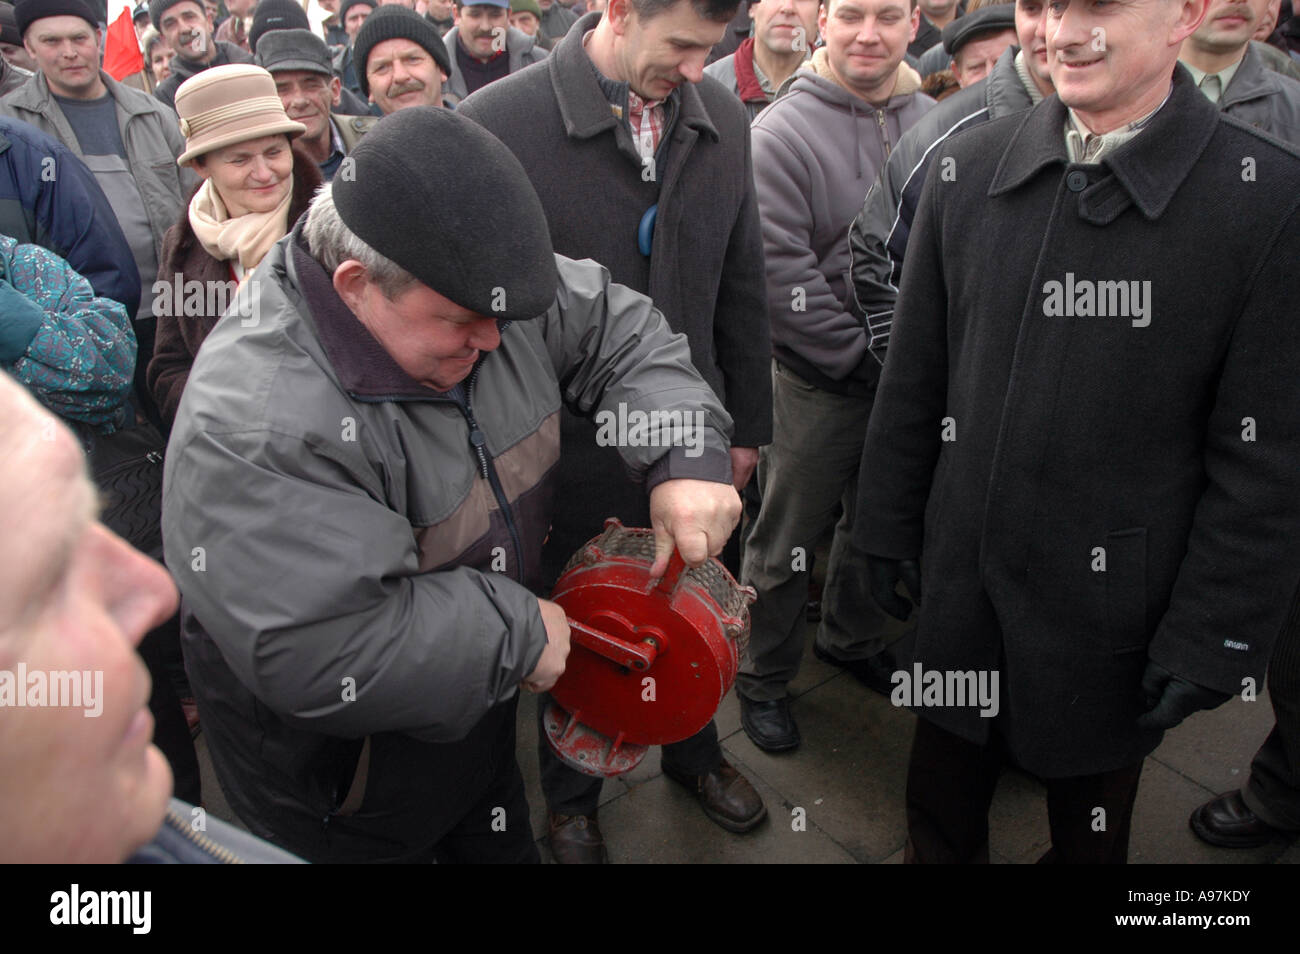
left=538, top=697, right=721, bottom=816
left=1243, top=577, right=1300, bottom=830
left=905, top=717, right=1143, bottom=864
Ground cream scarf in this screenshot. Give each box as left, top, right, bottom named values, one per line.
left=188, top=177, right=292, bottom=277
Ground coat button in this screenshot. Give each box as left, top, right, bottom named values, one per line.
left=1066, top=170, right=1089, bottom=192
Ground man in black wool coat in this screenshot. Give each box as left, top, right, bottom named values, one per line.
left=854, top=0, right=1300, bottom=862
left=459, top=0, right=772, bottom=863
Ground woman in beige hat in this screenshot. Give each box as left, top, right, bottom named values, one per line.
left=148, top=64, right=323, bottom=431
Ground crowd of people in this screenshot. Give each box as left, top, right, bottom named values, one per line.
left=0, top=0, right=1298, bottom=865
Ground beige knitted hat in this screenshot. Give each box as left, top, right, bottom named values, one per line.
left=175, top=64, right=307, bottom=167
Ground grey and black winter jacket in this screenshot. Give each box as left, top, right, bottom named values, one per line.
left=162, top=226, right=732, bottom=859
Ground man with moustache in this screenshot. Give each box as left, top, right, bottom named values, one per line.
left=854, top=0, right=1300, bottom=862
left=704, top=0, right=820, bottom=118
left=849, top=0, right=1053, bottom=362
left=443, top=0, right=546, bottom=103
left=352, top=4, right=453, bottom=112
left=1179, top=0, right=1300, bottom=142
left=151, top=0, right=254, bottom=108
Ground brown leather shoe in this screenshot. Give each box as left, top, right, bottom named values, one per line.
left=548, top=812, right=609, bottom=864
left=662, top=759, right=767, bottom=833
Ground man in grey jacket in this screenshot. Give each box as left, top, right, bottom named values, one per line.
left=738, top=0, right=933, bottom=752
left=1179, top=0, right=1300, bottom=143
left=443, top=0, right=546, bottom=103
left=162, top=107, right=742, bottom=863
left=4, top=0, right=198, bottom=423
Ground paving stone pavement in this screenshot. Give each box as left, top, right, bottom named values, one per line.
left=193, top=614, right=1300, bottom=864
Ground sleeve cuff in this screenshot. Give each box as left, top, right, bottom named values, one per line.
left=644, top=445, right=733, bottom=493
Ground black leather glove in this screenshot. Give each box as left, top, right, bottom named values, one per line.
left=865, top=555, right=922, bottom=622
left=1136, top=659, right=1232, bottom=730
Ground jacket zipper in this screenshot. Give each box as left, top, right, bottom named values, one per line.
left=877, top=110, right=892, bottom=159
left=462, top=364, right=525, bottom=583
left=163, top=807, right=243, bottom=863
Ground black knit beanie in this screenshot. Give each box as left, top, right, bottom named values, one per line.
left=14, top=0, right=98, bottom=34
left=331, top=107, right=557, bottom=321
left=249, top=0, right=310, bottom=52
left=353, top=4, right=450, bottom=97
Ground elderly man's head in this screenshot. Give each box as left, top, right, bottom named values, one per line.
left=304, top=108, right=557, bottom=390
left=942, top=1, right=1017, bottom=87
left=355, top=5, right=450, bottom=112
left=0, top=373, right=178, bottom=863
left=1047, top=0, right=1209, bottom=131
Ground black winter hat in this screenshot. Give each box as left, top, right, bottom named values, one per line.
left=337, top=0, right=374, bottom=29
left=0, top=2, right=22, bottom=44
left=249, top=0, right=310, bottom=52
left=14, top=0, right=98, bottom=34
left=353, top=4, right=450, bottom=97
left=331, top=107, right=557, bottom=321
left=148, top=0, right=201, bottom=31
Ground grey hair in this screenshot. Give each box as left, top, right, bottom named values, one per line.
left=303, top=184, right=420, bottom=300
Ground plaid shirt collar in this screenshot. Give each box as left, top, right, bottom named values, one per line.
left=583, top=28, right=679, bottom=162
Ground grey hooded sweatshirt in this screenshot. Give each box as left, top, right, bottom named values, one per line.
left=752, top=49, right=932, bottom=395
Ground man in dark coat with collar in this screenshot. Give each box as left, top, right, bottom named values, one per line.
left=1178, top=0, right=1300, bottom=144
left=855, top=0, right=1300, bottom=863
left=459, top=0, right=772, bottom=864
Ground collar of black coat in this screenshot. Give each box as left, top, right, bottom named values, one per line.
left=288, top=221, right=454, bottom=402
left=549, top=11, right=719, bottom=144
left=988, top=62, right=1219, bottom=223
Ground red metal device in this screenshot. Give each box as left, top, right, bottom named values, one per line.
left=543, top=520, right=756, bottom=777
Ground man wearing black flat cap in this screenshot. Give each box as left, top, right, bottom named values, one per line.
left=162, top=106, right=743, bottom=863
left=257, top=27, right=377, bottom=178
left=942, top=0, right=1015, bottom=87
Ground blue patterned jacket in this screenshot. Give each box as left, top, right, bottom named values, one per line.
left=0, top=234, right=136, bottom=431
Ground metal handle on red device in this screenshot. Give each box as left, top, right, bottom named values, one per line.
left=562, top=548, right=686, bottom=671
